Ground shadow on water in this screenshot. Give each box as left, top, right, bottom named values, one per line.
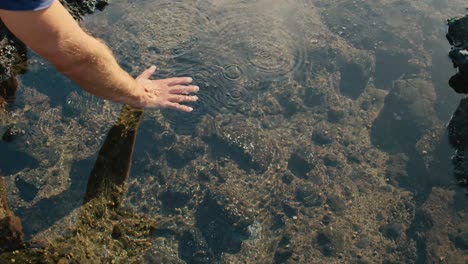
left=14, top=105, right=144, bottom=238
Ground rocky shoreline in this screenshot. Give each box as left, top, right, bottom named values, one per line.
left=1, top=0, right=468, bottom=263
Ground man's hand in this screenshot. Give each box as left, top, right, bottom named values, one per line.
left=135, top=66, right=199, bottom=112
left=0, top=1, right=199, bottom=112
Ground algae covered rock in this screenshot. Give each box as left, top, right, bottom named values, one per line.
left=200, top=115, right=274, bottom=173
left=195, top=189, right=253, bottom=257
left=371, top=78, right=439, bottom=153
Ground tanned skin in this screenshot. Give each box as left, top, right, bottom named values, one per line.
left=0, top=0, right=199, bottom=111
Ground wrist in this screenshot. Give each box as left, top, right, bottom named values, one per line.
left=127, top=82, right=148, bottom=109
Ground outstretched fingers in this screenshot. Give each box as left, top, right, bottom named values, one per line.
left=138, top=65, right=157, bottom=79
left=164, top=77, right=193, bottom=85
left=170, top=85, right=199, bottom=95
left=165, top=102, right=194, bottom=112
left=169, top=94, right=198, bottom=103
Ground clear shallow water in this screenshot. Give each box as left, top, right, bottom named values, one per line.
left=1, top=0, right=468, bottom=263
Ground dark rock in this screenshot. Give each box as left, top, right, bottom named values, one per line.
left=321, top=2, right=412, bottom=50
left=321, top=215, right=332, bottom=226
left=356, top=235, right=370, bottom=249
left=327, top=108, right=346, bottom=123
left=303, top=87, right=324, bottom=107
left=385, top=154, right=409, bottom=187
left=379, top=223, right=401, bottom=241
left=345, top=147, right=364, bottom=164
left=316, top=229, right=345, bottom=257
left=178, top=229, right=214, bottom=264
left=447, top=15, right=468, bottom=49
left=448, top=98, right=468, bottom=150
left=271, top=211, right=286, bottom=230
left=281, top=200, right=298, bottom=218
left=274, top=235, right=293, bottom=264
left=2, top=125, right=23, bottom=143
left=15, top=178, right=38, bottom=202
left=278, top=91, right=302, bottom=117
left=160, top=185, right=192, bottom=213
left=312, top=129, right=333, bottom=146
left=447, top=15, right=468, bottom=93
left=447, top=99, right=468, bottom=190
left=203, top=116, right=273, bottom=173
left=287, top=149, right=314, bottom=179
left=0, top=145, right=39, bottom=175
left=338, top=57, right=372, bottom=99
left=195, top=190, right=253, bottom=257
left=60, top=0, right=109, bottom=20
left=326, top=195, right=346, bottom=215
left=295, top=184, right=323, bottom=208
left=451, top=230, right=468, bottom=250
left=371, top=78, right=438, bottom=153
left=374, top=49, right=413, bottom=90
left=281, top=172, right=294, bottom=184
left=166, top=137, right=204, bottom=169
left=323, top=153, right=340, bottom=168
left=0, top=215, right=23, bottom=252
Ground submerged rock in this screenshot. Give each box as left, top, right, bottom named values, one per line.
left=195, top=189, right=253, bottom=257
left=371, top=78, right=439, bottom=153
left=316, top=228, right=345, bottom=257
left=200, top=115, right=274, bottom=173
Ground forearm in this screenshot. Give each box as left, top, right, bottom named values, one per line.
left=0, top=0, right=198, bottom=112
left=55, top=34, right=144, bottom=107
left=0, top=0, right=145, bottom=107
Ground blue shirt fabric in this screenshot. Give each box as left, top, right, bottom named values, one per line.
left=0, top=0, right=54, bottom=11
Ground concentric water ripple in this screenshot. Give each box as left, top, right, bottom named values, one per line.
left=159, top=52, right=253, bottom=134
left=203, top=10, right=308, bottom=82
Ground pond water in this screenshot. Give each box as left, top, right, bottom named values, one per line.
left=1, top=0, right=468, bottom=263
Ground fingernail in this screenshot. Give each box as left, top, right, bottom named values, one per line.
left=188, top=107, right=193, bottom=111
left=150, top=65, right=156, bottom=70
left=188, top=77, right=193, bottom=82
left=194, top=86, right=200, bottom=91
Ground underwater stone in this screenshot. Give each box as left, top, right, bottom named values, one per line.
left=281, top=200, right=298, bottom=218
left=0, top=216, right=23, bottom=252
left=295, top=184, right=323, bottom=208
left=281, top=171, right=294, bottom=185
left=195, top=189, right=253, bottom=257
left=448, top=98, right=468, bottom=150
left=303, top=87, right=324, bottom=107
left=312, top=129, right=333, bottom=146
left=2, top=125, right=22, bottom=143
left=374, top=49, right=412, bottom=90
left=274, top=235, right=293, bottom=264
left=160, top=185, right=192, bottom=213
left=371, top=78, right=438, bottom=153
left=326, top=195, right=346, bottom=216
left=379, top=223, right=401, bottom=241
left=166, top=137, right=204, bottom=169
left=451, top=230, right=468, bottom=250
left=178, top=229, right=214, bottom=264
left=327, top=107, right=346, bottom=123
left=287, top=149, right=314, bottom=179
left=203, top=116, right=273, bottom=173
left=338, top=54, right=373, bottom=99
left=316, top=229, right=345, bottom=257
left=15, top=178, right=38, bottom=202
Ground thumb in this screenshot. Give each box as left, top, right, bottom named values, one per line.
left=138, top=65, right=157, bottom=79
